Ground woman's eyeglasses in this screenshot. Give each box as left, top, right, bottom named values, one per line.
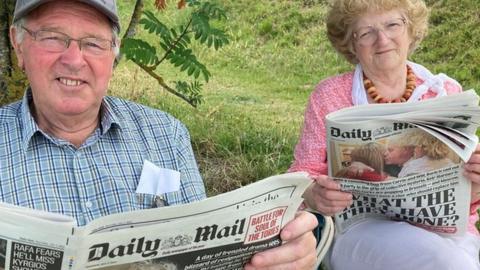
left=353, top=18, right=407, bottom=46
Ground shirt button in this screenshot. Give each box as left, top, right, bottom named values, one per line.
left=85, top=201, right=93, bottom=208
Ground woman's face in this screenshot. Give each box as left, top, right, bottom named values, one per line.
left=352, top=9, right=412, bottom=74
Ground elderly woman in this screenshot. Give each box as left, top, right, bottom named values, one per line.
left=289, top=0, right=480, bottom=269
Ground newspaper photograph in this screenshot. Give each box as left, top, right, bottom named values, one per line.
left=325, top=90, right=480, bottom=236
left=0, top=172, right=312, bottom=270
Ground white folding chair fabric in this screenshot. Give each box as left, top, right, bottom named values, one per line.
left=311, top=212, right=334, bottom=270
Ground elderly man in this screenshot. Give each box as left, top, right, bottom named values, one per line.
left=3, top=0, right=317, bottom=269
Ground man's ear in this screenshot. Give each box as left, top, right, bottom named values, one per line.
left=9, top=26, right=25, bottom=70
left=113, top=38, right=121, bottom=69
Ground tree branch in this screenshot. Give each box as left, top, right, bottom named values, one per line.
left=157, top=17, right=193, bottom=66
left=135, top=61, right=197, bottom=107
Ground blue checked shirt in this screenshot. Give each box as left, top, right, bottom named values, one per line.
left=0, top=90, right=206, bottom=226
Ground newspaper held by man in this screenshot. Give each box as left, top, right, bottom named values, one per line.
left=0, top=172, right=313, bottom=270
left=325, top=90, right=480, bottom=236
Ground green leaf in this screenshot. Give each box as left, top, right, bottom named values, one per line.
left=174, top=80, right=203, bottom=106
left=167, top=46, right=211, bottom=82
left=185, top=0, right=201, bottom=8
left=140, top=11, right=170, bottom=39
left=191, top=11, right=229, bottom=49
left=159, top=41, right=169, bottom=52
left=171, top=28, right=178, bottom=38
left=207, top=36, right=213, bottom=48
left=121, top=38, right=159, bottom=67
left=198, top=2, right=227, bottom=21
left=187, top=66, right=195, bottom=76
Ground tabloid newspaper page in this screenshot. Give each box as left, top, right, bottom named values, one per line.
left=325, top=90, right=480, bottom=236
left=0, top=172, right=312, bottom=270
left=0, top=203, right=74, bottom=270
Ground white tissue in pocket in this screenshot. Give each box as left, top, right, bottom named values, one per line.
left=136, top=160, right=181, bottom=195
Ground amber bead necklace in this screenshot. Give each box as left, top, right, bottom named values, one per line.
left=364, top=65, right=416, bottom=103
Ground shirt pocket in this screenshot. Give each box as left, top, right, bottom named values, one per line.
left=135, top=193, right=157, bottom=209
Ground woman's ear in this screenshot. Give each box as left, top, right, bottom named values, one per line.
left=348, top=42, right=357, bottom=63
left=9, top=26, right=25, bottom=70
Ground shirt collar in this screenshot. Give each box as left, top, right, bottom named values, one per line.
left=20, top=89, right=41, bottom=150
left=19, top=88, right=124, bottom=149
left=100, top=97, right=123, bottom=135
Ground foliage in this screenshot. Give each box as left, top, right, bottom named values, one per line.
left=121, top=0, right=229, bottom=107
left=0, top=49, right=27, bottom=106
left=0, top=69, right=26, bottom=105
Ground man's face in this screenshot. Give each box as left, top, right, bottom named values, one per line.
left=384, top=145, right=413, bottom=166
left=11, top=1, right=116, bottom=119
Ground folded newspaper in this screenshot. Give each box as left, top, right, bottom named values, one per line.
left=326, top=90, right=480, bottom=236
left=0, top=172, right=313, bottom=270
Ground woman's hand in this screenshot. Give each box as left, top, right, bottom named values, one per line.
left=464, top=144, right=480, bottom=184
left=464, top=144, right=480, bottom=202
left=304, top=174, right=353, bottom=216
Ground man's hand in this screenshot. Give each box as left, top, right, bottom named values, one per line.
left=304, top=174, right=353, bottom=216
left=244, top=211, right=318, bottom=270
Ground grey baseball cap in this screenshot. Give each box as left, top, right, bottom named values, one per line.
left=13, top=0, right=120, bottom=32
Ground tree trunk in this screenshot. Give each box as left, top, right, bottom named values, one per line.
left=115, top=0, right=143, bottom=66
left=122, top=0, right=144, bottom=41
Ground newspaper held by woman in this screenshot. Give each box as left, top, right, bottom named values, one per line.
left=326, top=90, right=480, bottom=235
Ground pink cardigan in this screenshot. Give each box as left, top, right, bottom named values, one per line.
left=289, top=71, right=479, bottom=235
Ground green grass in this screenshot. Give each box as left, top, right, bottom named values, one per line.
left=111, top=0, right=480, bottom=196
left=413, top=0, right=480, bottom=91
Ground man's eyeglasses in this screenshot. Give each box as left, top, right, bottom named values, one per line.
left=353, top=18, right=407, bottom=46
left=21, top=26, right=116, bottom=56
